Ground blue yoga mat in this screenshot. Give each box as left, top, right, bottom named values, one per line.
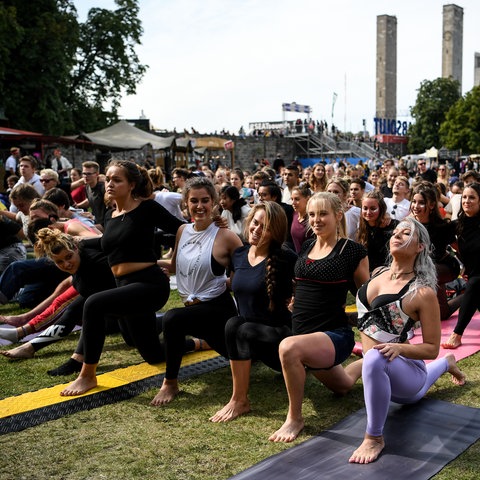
left=230, top=398, right=480, bottom=480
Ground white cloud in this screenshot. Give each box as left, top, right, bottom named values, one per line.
left=76, top=0, right=480, bottom=134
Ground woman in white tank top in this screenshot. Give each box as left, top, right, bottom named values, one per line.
left=152, top=177, right=243, bottom=407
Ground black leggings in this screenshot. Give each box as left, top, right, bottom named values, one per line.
left=31, top=296, right=85, bottom=352
left=454, top=275, right=480, bottom=335
left=225, top=315, right=291, bottom=372
left=31, top=297, right=136, bottom=354
left=83, top=265, right=170, bottom=364
left=162, top=290, right=237, bottom=380
left=436, top=259, right=461, bottom=320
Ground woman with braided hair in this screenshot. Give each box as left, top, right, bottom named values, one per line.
left=210, top=202, right=297, bottom=422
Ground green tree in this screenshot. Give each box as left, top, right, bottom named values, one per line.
left=0, top=0, right=146, bottom=135
left=1, top=0, right=78, bottom=135
left=69, top=0, right=147, bottom=132
left=439, top=86, right=480, bottom=153
left=0, top=3, right=22, bottom=91
left=408, top=78, right=461, bottom=153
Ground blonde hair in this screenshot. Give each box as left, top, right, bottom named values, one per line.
left=326, top=177, right=350, bottom=199
left=388, top=217, right=437, bottom=292
left=40, top=169, right=59, bottom=182
left=34, top=228, right=77, bottom=259
left=307, top=192, right=347, bottom=238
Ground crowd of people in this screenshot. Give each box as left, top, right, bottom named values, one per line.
left=0, top=150, right=474, bottom=464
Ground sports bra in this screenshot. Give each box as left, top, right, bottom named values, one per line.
left=211, top=254, right=225, bottom=276
left=356, top=269, right=416, bottom=343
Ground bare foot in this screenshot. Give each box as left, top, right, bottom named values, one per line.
left=151, top=379, right=179, bottom=406
left=349, top=435, right=385, bottom=464
left=441, top=333, right=462, bottom=349
left=209, top=399, right=251, bottom=422
left=268, top=417, right=305, bottom=443
left=0, top=343, right=35, bottom=359
left=445, top=353, right=466, bottom=386
left=193, top=338, right=211, bottom=351
left=60, top=375, right=97, bottom=396
left=0, top=315, right=28, bottom=327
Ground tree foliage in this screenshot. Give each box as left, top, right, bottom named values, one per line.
left=69, top=0, right=147, bottom=132
left=0, top=0, right=78, bottom=134
left=0, top=0, right=146, bottom=134
left=439, top=86, right=480, bottom=154
left=0, top=3, right=22, bottom=91
left=408, top=78, right=461, bottom=153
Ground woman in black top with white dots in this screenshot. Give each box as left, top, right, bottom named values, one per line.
left=269, top=192, right=369, bottom=443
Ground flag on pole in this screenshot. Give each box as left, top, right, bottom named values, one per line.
left=331, top=92, right=338, bottom=118
left=282, top=102, right=311, bottom=114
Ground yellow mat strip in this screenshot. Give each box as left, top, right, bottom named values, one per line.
left=0, top=350, right=221, bottom=418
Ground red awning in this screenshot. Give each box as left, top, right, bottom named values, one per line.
left=0, top=126, right=42, bottom=136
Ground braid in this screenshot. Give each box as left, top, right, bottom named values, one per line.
left=265, top=244, right=281, bottom=311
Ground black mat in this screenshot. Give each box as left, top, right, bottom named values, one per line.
left=230, top=398, right=480, bottom=480
left=0, top=355, right=229, bottom=435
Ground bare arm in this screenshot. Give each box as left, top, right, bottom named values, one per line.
left=75, top=199, right=89, bottom=210
left=65, top=221, right=102, bottom=238
left=213, top=228, right=243, bottom=268
left=0, top=210, right=18, bottom=221
left=157, top=224, right=186, bottom=274
left=218, top=229, right=242, bottom=289
left=22, top=277, right=73, bottom=322
left=70, top=178, right=85, bottom=190
left=372, top=287, right=440, bottom=362
left=353, top=256, right=370, bottom=289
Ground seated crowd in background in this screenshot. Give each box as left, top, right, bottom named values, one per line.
left=0, top=151, right=471, bottom=462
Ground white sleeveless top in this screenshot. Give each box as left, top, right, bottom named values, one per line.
left=176, top=222, right=227, bottom=303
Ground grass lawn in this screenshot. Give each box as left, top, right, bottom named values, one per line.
left=1, top=290, right=479, bottom=480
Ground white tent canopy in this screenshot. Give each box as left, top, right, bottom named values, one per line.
left=425, top=146, right=438, bottom=158
left=80, top=120, right=174, bottom=150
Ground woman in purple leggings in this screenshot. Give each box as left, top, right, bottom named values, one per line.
left=350, top=217, right=466, bottom=464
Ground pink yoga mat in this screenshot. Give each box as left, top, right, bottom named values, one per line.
left=354, top=311, right=480, bottom=362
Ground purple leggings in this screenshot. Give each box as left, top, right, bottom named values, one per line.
left=362, top=348, right=448, bottom=436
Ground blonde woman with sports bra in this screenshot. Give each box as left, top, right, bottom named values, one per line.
left=350, top=217, right=465, bottom=464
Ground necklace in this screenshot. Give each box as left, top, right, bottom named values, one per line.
left=390, top=270, right=414, bottom=280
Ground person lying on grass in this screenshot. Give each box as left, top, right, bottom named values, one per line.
left=0, top=226, right=117, bottom=367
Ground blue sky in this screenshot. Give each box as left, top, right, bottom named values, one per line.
left=76, top=0, right=480, bottom=135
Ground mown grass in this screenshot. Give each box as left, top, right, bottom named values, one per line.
left=0, top=291, right=479, bottom=480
